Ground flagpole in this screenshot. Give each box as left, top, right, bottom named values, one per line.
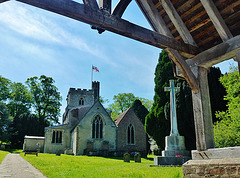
left=91, top=65, right=93, bottom=83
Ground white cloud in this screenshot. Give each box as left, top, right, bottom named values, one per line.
left=0, top=2, right=117, bottom=66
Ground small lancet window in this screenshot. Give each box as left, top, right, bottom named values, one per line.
left=92, top=115, right=103, bottom=139
left=79, top=97, right=84, bottom=106
left=127, top=124, right=134, bottom=145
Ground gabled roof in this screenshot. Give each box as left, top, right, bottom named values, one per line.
left=114, top=108, right=131, bottom=126
left=70, top=100, right=113, bottom=131
left=114, top=107, right=142, bottom=127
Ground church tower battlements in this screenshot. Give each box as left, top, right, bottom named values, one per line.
left=63, top=81, right=100, bottom=123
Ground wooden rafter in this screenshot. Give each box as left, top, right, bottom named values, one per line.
left=187, top=35, right=240, bottom=68
left=159, top=0, right=197, bottom=46
left=136, top=0, right=199, bottom=93
left=15, top=0, right=200, bottom=56
left=200, top=0, right=233, bottom=41
left=112, top=0, right=132, bottom=18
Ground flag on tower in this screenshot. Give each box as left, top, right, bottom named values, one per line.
left=92, top=66, right=99, bottom=72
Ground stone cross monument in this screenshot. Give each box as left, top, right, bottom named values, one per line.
left=164, top=80, right=180, bottom=136
left=154, top=80, right=190, bottom=166
left=161, top=80, right=190, bottom=159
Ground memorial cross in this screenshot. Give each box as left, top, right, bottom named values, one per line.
left=164, top=80, right=180, bottom=136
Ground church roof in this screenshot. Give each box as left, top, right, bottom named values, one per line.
left=45, top=123, right=69, bottom=130
left=114, top=108, right=132, bottom=126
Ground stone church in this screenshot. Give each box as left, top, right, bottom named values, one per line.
left=43, top=82, right=147, bottom=156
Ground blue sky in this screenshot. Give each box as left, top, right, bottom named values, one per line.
left=0, top=0, right=236, bottom=121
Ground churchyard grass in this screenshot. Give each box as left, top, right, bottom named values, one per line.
left=21, top=153, right=183, bottom=177
left=0, top=150, right=9, bottom=163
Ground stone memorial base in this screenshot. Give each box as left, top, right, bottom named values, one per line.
left=154, top=156, right=191, bottom=166
left=154, top=135, right=191, bottom=166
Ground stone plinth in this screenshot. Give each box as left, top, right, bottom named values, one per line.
left=162, top=135, right=190, bottom=157
left=154, top=156, right=191, bottom=166
left=183, top=158, right=240, bottom=177
left=192, top=146, right=240, bottom=160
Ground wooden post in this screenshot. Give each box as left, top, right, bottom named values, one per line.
left=236, top=51, right=240, bottom=75
left=191, top=67, right=215, bottom=151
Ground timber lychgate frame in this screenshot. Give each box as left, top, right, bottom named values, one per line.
left=1, top=0, right=239, bottom=152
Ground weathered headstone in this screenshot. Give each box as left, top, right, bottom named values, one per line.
left=154, top=80, right=191, bottom=166
left=123, top=152, right=130, bottom=162
left=134, top=153, right=141, bottom=163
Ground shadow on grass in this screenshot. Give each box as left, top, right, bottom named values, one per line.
left=4, top=149, right=23, bottom=154
left=102, top=155, right=155, bottom=161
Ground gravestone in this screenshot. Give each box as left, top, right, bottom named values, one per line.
left=123, top=152, right=130, bottom=162
left=154, top=80, right=191, bottom=166
left=134, top=153, right=141, bottom=163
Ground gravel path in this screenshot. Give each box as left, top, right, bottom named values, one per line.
left=0, top=153, right=46, bottom=178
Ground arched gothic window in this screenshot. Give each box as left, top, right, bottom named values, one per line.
left=79, top=97, right=84, bottom=106
left=92, top=115, right=103, bottom=139
left=127, top=124, right=134, bottom=145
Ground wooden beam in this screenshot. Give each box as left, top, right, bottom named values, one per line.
left=236, top=51, right=240, bottom=75
left=99, top=0, right=111, bottom=13
left=160, top=0, right=197, bottom=46
left=200, top=0, right=233, bottom=41
left=16, top=0, right=200, bottom=55
left=83, top=0, right=99, bottom=10
left=112, top=0, right=131, bottom=18
left=187, top=35, right=240, bottom=69
left=136, top=0, right=199, bottom=93
left=0, top=0, right=9, bottom=3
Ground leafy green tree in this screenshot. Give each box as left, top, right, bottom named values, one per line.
left=214, top=67, right=240, bottom=148
left=7, top=82, right=32, bottom=118
left=26, top=75, right=62, bottom=124
left=108, top=93, right=152, bottom=120
left=0, top=76, right=11, bottom=102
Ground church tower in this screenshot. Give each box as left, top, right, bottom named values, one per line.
left=62, top=81, right=100, bottom=123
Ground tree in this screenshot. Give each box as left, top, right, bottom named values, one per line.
left=0, top=102, right=11, bottom=144
left=132, top=99, right=149, bottom=124
left=108, top=93, right=152, bottom=120
left=208, top=67, right=228, bottom=122
left=9, top=113, right=47, bottom=148
left=26, top=75, right=62, bottom=124
left=7, top=82, right=32, bottom=118
left=0, top=76, right=11, bottom=102
left=214, top=67, right=240, bottom=148
left=145, top=50, right=173, bottom=151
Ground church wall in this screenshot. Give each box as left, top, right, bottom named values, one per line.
left=44, top=125, right=71, bottom=154
left=116, top=109, right=147, bottom=155
left=75, top=101, right=116, bottom=155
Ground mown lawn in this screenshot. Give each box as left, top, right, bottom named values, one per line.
left=0, top=150, right=9, bottom=163
left=21, top=153, right=183, bottom=178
